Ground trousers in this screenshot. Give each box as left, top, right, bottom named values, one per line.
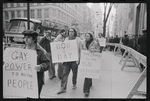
left=60, top=61, right=78, bottom=90
left=83, top=78, right=92, bottom=93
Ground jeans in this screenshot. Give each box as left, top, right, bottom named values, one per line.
left=83, top=78, right=92, bottom=93
left=60, top=62, right=78, bottom=90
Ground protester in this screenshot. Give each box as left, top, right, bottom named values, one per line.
left=39, top=30, right=56, bottom=80
left=81, top=32, right=100, bottom=97
left=54, top=29, right=66, bottom=79
left=22, top=30, right=50, bottom=98
left=57, top=28, right=82, bottom=94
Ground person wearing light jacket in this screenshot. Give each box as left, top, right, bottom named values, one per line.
left=57, top=28, right=82, bottom=94
left=82, top=32, right=100, bottom=97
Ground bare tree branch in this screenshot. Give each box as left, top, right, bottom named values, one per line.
left=105, top=3, right=113, bottom=24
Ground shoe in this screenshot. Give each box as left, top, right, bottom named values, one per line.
left=57, top=90, right=66, bottom=95
left=50, top=76, right=56, bottom=80
left=72, top=85, right=77, bottom=89
left=85, top=92, right=89, bottom=97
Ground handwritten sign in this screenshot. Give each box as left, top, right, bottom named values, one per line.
left=3, top=48, right=38, bottom=98
left=50, top=40, right=78, bottom=63
left=98, top=38, right=106, bottom=47
left=78, top=50, right=101, bottom=79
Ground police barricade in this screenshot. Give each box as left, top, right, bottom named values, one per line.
left=113, top=43, right=121, bottom=56
left=119, top=45, right=132, bottom=64
left=121, top=48, right=143, bottom=72
left=127, top=54, right=146, bottom=98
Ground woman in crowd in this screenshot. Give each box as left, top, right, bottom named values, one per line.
left=57, top=28, right=82, bottom=94
left=81, top=32, right=100, bottom=97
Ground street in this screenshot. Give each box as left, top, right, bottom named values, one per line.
left=40, top=50, right=146, bottom=98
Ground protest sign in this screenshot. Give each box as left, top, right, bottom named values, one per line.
left=50, top=40, right=78, bottom=63
left=78, top=50, right=101, bottom=79
left=3, top=48, right=38, bottom=98
left=98, top=38, right=106, bottom=47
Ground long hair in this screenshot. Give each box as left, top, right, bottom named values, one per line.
left=67, top=28, right=77, bottom=38
left=86, top=33, right=94, bottom=49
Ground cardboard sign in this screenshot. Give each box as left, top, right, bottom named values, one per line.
left=3, top=48, right=38, bottom=98
left=98, top=38, right=106, bottom=47
left=50, top=40, right=78, bottom=63
left=78, top=50, right=101, bottom=79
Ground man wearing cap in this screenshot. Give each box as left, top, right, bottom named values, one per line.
left=39, top=30, right=56, bottom=80
left=22, top=30, right=50, bottom=98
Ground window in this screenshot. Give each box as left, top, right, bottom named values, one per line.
left=49, top=8, right=52, bottom=17
left=60, top=3, right=62, bottom=8
left=7, top=3, right=10, bottom=7
left=62, top=12, right=64, bottom=20
left=11, top=3, right=14, bottom=7
left=14, top=3, right=17, bottom=7
left=58, top=10, right=60, bottom=19
left=45, top=9, right=49, bottom=18
left=61, top=12, right=63, bottom=20
left=3, top=3, right=7, bottom=8
left=24, top=10, right=27, bottom=18
left=17, top=3, right=20, bottom=7
left=17, top=10, right=21, bottom=18
left=23, top=3, right=27, bottom=6
left=4, top=11, right=9, bottom=20
left=11, top=11, right=15, bottom=19
left=30, top=10, right=35, bottom=18
left=54, top=9, right=56, bottom=17
left=37, top=9, right=42, bottom=18
left=33, top=3, right=37, bottom=5
left=20, top=3, right=23, bottom=6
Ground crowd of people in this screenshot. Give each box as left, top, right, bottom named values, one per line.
left=105, top=30, right=147, bottom=57
left=3, top=27, right=146, bottom=98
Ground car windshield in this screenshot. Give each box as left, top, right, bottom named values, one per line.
left=8, top=20, right=34, bottom=33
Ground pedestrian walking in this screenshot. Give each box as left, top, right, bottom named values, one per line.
left=96, top=33, right=105, bottom=53
left=57, top=28, right=82, bottom=94
left=54, top=29, right=66, bottom=79
left=81, top=32, right=100, bottom=97
left=39, top=30, right=56, bottom=80
left=22, top=30, right=50, bottom=98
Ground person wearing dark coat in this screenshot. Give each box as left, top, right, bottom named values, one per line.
left=113, top=35, right=120, bottom=51
left=22, top=30, right=50, bottom=98
left=138, top=29, right=146, bottom=56
left=39, top=30, right=56, bottom=80
left=138, top=29, right=147, bottom=71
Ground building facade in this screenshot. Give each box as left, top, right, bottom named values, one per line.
left=3, top=3, right=92, bottom=34
left=113, top=3, right=147, bottom=37
left=91, top=4, right=103, bottom=38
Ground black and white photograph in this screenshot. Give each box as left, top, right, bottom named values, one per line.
left=3, top=3, right=147, bottom=99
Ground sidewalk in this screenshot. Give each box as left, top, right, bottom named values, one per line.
left=40, top=50, right=146, bottom=98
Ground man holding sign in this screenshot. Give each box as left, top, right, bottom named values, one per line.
left=80, top=33, right=100, bottom=97
left=56, top=28, right=82, bottom=94
left=22, top=30, right=50, bottom=98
